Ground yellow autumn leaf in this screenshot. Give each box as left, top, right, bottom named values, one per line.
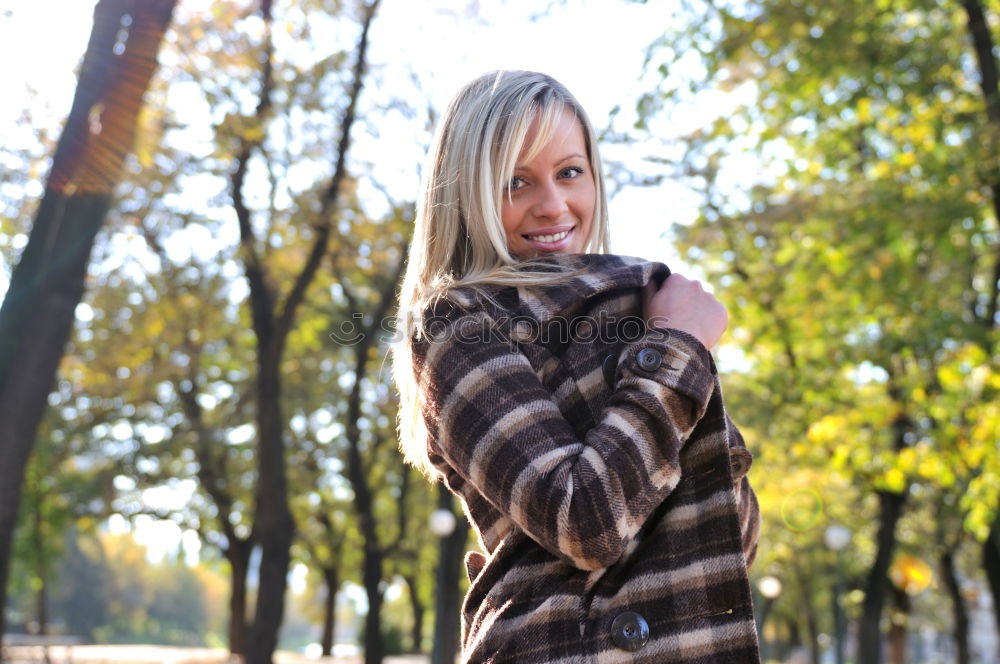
left=807, top=414, right=845, bottom=443
left=880, top=467, right=907, bottom=493
left=147, top=316, right=165, bottom=339
left=909, top=124, right=932, bottom=146
left=870, top=160, right=891, bottom=179
left=857, top=98, right=872, bottom=123
left=898, top=447, right=918, bottom=472
left=917, top=457, right=940, bottom=480
left=243, top=126, right=266, bottom=142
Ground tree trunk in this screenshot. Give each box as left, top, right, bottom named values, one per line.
left=344, top=338, right=384, bottom=664
left=226, top=538, right=253, bottom=656
left=831, top=556, right=847, bottom=664
left=960, top=2, right=1000, bottom=654
left=0, top=2, right=176, bottom=658
left=783, top=617, right=800, bottom=662
left=341, top=237, right=403, bottom=664
left=796, top=565, right=821, bottom=664
left=403, top=574, right=424, bottom=653
left=347, top=378, right=385, bottom=664
left=941, top=547, right=970, bottom=664
left=431, top=486, right=469, bottom=664
left=321, top=567, right=339, bottom=657
left=36, top=559, right=51, bottom=664
left=887, top=586, right=910, bottom=664
left=983, top=517, right=1000, bottom=660
left=31, top=502, right=48, bottom=637
left=362, top=546, right=385, bottom=664
left=960, top=0, right=1000, bottom=333
left=857, top=489, right=906, bottom=664
left=180, top=377, right=255, bottom=658
left=246, top=364, right=295, bottom=664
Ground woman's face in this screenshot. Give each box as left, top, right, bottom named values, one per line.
left=501, top=108, right=595, bottom=258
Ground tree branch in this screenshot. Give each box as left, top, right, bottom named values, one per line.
left=175, top=376, right=247, bottom=552
left=329, top=252, right=362, bottom=315
left=231, top=0, right=278, bottom=353
left=274, top=0, right=381, bottom=346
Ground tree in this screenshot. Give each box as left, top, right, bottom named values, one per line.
left=59, top=225, right=260, bottom=655
left=325, top=196, right=412, bottom=664
left=634, top=0, right=999, bottom=660
left=224, top=1, right=381, bottom=660
left=291, top=504, right=355, bottom=657
left=8, top=409, right=119, bottom=638
left=0, top=0, right=177, bottom=654
left=13, top=529, right=228, bottom=645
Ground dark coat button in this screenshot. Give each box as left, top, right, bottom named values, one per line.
left=603, top=354, right=617, bottom=387
left=730, top=448, right=753, bottom=481
left=636, top=348, right=663, bottom=372
left=611, top=611, right=649, bottom=651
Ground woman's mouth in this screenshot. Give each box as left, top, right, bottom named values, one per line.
left=522, top=226, right=574, bottom=252
left=531, top=230, right=569, bottom=243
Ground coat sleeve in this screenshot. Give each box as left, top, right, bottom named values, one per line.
left=413, top=312, right=717, bottom=571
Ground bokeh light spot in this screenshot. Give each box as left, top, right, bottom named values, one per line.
left=890, top=554, right=934, bottom=594
left=780, top=488, right=824, bottom=532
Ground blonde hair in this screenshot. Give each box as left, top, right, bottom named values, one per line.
left=394, top=70, right=610, bottom=476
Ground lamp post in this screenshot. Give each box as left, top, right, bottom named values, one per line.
left=758, top=575, right=783, bottom=661
left=824, top=524, right=851, bottom=664
left=429, top=508, right=457, bottom=538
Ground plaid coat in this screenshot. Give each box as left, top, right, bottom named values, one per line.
left=411, top=254, right=761, bottom=663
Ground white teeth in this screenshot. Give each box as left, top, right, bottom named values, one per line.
left=529, top=230, right=569, bottom=243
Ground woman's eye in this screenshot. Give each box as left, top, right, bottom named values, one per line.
left=560, top=166, right=585, bottom=179
left=508, top=176, right=527, bottom=192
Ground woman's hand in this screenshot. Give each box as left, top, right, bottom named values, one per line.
left=644, top=273, right=729, bottom=349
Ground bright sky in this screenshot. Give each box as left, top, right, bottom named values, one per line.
left=0, top=0, right=708, bottom=271
left=0, top=0, right=744, bottom=605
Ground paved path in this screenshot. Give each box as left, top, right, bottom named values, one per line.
left=4, top=644, right=430, bottom=664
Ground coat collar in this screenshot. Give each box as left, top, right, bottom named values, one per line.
left=514, top=254, right=671, bottom=323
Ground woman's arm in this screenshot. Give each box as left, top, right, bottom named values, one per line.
left=414, top=312, right=717, bottom=571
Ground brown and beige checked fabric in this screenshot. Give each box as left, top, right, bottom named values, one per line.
left=410, top=254, right=761, bottom=663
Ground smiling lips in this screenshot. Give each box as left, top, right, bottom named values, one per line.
left=523, top=226, right=574, bottom=250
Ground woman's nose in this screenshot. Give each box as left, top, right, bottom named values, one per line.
left=530, top=179, right=569, bottom=219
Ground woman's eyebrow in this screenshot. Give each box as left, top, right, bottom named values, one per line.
left=514, top=153, right=587, bottom=170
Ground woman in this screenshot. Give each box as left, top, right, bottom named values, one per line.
left=394, top=70, right=761, bottom=663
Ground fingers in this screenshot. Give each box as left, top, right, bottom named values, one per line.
left=665, top=273, right=704, bottom=292
left=644, top=273, right=728, bottom=349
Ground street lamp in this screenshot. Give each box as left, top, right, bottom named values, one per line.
left=759, top=575, right=783, bottom=600
left=757, top=575, right=783, bottom=661
left=429, top=508, right=457, bottom=537
left=824, top=525, right=851, bottom=552
left=825, top=525, right=851, bottom=664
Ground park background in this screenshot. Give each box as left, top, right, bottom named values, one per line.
left=0, top=0, right=998, bottom=663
